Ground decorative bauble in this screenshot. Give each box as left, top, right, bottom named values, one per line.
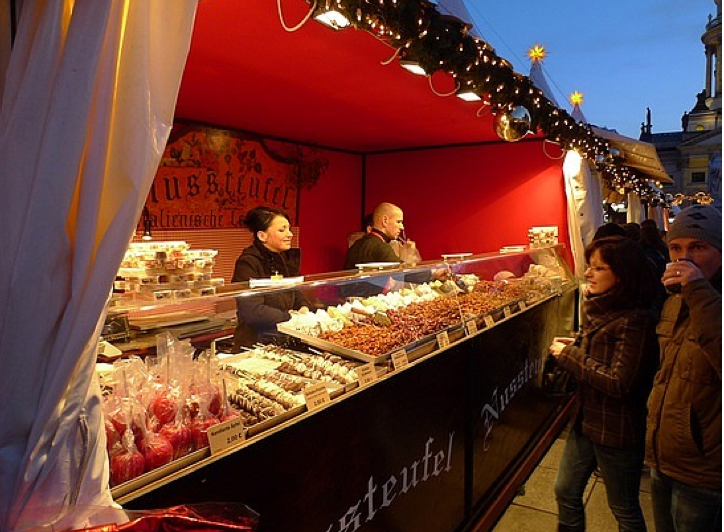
left=494, top=105, right=531, bottom=142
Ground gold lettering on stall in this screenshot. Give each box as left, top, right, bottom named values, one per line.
left=142, top=125, right=327, bottom=231
left=147, top=167, right=298, bottom=230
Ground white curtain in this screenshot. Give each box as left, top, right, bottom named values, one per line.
left=563, top=150, right=603, bottom=280
left=0, top=1, right=197, bottom=530
left=627, top=192, right=645, bottom=223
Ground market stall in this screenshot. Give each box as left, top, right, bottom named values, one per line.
left=0, top=1, right=669, bottom=531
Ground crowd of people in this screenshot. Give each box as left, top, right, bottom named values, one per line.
left=550, top=205, right=722, bottom=532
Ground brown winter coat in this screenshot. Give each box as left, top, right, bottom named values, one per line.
left=645, top=273, right=722, bottom=489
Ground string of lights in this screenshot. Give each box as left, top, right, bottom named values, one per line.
left=294, top=0, right=713, bottom=208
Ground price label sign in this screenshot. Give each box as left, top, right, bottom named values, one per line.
left=303, top=382, right=331, bottom=411
left=503, top=306, right=512, bottom=318
left=465, top=319, right=478, bottom=336
left=484, top=315, right=495, bottom=328
left=357, top=362, right=377, bottom=387
left=436, top=330, right=450, bottom=349
left=208, top=417, right=245, bottom=456
left=391, top=350, right=409, bottom=371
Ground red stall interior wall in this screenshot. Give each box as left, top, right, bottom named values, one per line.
left=364, top=140, right=572, bottom=266
left=144, top=124, right=572, bottom=278
left=299, top=149, right=363, bottom=274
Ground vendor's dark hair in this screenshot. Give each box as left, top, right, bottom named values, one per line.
left=243, top=206, right=290, bottom=235
left=585, top=236, right=659, bottom=308
left=362, top=212, right=373, bottom=231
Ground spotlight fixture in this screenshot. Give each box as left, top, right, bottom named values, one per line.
left=314, top=8, right=351, bottom=30
left=456, top=88, right=481, bottom=102
left=141, top=206, right=153, bottom=241
left=399, top=59, right=427, bottom=76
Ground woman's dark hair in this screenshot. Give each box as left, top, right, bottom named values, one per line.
left=623, top=222, right=641, bottom=241
left=585, top=236, right=659, bottom=308
left=593, top=222, right=627, bottom=241
left=243, top=206, right=290, bottom=236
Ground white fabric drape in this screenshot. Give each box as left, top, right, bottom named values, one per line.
left=563, top=150, right=603, bottom=280
left=0, top=1, right=197, bottom=530
left=627, top=192, right=645, bottom=223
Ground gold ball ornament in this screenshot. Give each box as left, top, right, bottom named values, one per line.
left=494, top=105, right=532, bottom=142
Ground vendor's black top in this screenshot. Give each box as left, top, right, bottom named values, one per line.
left=343, top=229, right=401, bottom=270
left=232, top=240, right=307, bottom=348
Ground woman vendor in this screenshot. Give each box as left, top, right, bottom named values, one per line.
left=232, top=206, right=308, bottom=348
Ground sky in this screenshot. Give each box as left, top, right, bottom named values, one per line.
left=443, top=0, right=716, bottom=139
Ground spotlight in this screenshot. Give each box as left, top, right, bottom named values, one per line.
left=456, top=88, right=481, bottom=102
left=399, top=59, right=427, bottom=76
left=141, top=206, right=153, bottom=241
left=314, top=8, right=350, bottom=30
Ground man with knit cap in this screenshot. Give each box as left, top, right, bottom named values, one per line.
left=645, top=204, right=722, bottom=532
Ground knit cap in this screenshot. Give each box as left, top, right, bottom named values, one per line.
left=667, top=205, right=722, bottom=250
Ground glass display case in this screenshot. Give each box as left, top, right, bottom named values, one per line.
left=106, top=244, right=573, bottom=360
left=104, top=245, right=576, bottom=532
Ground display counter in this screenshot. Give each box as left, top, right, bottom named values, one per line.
left=105, top=246, right=577, bottom=532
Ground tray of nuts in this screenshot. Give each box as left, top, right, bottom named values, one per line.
left=277, top=323, right=389, bottom=364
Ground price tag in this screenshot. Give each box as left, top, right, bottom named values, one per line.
left=391, top=350, right=409, bottom=371
left=484, top=315, right=495, bottom=328
left=208, top=417, right=245, bottom=456
left=436, top=330, right=450, bottom=349
left=503, top=306, right=512, bottom=318
left=465, top=319, right=478, bottom=336
left=357, top=362, right=377, bottom=386
left=303, top=382, right=331, bottom=411
left=519, top=301, right=527, bottom=311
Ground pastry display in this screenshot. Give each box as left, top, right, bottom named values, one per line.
left=113, top=241, right=223, bottom=303
left=527, top=226, right=559, bottom=248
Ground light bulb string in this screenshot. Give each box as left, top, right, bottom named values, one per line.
left=272, top=0, right=671, bottom=207
left=428, top=76, right=457, bottom=97
left=542, top=139, right=565, bottom=160
left=277, top=0, right=316, bottom=33
left=381, top=47, right=401, bottom=66
left=475, top=104, right=489, bottom=117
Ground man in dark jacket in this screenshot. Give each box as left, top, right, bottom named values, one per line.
left=645, top=204, right=722, bottom=532
left=343, top=202, right=404, bottom=269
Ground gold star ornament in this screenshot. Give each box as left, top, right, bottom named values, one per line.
left=569, top=91, right=584, bottom=106
left=528, top=44, right=546, bottom=62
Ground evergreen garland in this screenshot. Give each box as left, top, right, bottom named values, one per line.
left=305, top=0, right=711, bottom=208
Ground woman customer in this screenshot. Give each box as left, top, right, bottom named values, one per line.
left=232, top=206, right=308, bottom=348
left=549, top=236, right=661, bottom=532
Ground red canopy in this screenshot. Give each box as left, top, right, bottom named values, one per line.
left=176, top=0, right=510, bottom=152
